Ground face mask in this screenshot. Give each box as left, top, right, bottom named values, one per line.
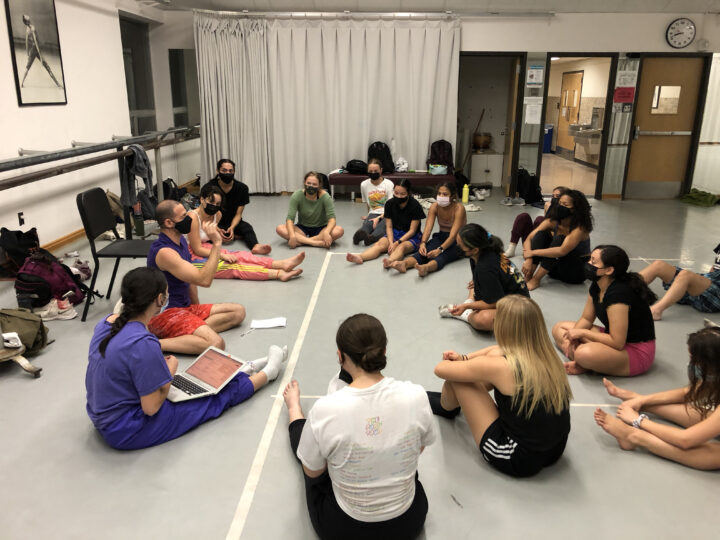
left=395, top=196, right=408, bottom=205
left=368, top=172, right=381, bottom=180
left=437, top=196, right=451, bottom=207
left=556, top=206, right=574, bottom=220
left=305, top=186, right=318, bottom=196
left=218, top=173, right=234, bottom=183
left=204, top=203, right=221, bottom=215
left=583, top=262, right=601, bottom=282
left=174, top=214, right=192, bottom=234
left=159, top=294, right=170, bottom=313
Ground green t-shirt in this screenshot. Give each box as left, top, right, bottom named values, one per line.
left=286, top=190, right=336, bottom=228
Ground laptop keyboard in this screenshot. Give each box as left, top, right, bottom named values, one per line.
left=172, top=375, right=208, bottom=396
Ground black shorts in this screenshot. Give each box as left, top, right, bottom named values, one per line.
left=479, top=418, right=567, bottom=478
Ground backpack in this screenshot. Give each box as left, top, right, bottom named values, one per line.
left=0, top=308, right=49, bottom=356
left=516, top=168, right=544, bottom=205
left=105, top=191, right=125, bottom=222
left=367, top=141, right=395, bottom=174
left=427, top=140, right=454, bottom=175
left=0, top=227, right=40, bottom=278
left=345, top=159, right=368, bottom=175
left=454, top=171, right=470, bottom=195
left=15, top=250, right=87, bottom=307
left=137, top=190, right=158, bottom=220
left=315, top=173, right=330, bottom=191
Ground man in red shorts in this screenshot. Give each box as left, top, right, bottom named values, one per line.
left=147, top=200, right=246, bottom=354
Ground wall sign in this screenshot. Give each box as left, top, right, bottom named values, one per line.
left=613, top=87, right=636, bottom=104
left=526, top=65, right=544, bottom=86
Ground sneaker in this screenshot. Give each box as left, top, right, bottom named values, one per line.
left=500, top=197, right=513, bottom=206
left=352, top=230, right=369, bottom=245
left=438, top=304, right=454, bottom=318
left=511, top=197, right=526, bottom=206
left=472, top=189, right=485, bottom=201
left=479, top=188, right=491, bottom=198
left=33, top=299, right=76, bottom=321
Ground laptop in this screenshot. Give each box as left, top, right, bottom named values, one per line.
left=167, top=346, right=246, bottom=403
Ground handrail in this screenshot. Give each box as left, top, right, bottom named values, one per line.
left=0, top=125, right=199, bottom=173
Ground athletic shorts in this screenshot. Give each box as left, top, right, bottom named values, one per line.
left=479, top=418, right=567, bottom=478
left=596, top=326, right=655, bottom=376
left=663, top=267, right=720, bottom=313
left=296, top=223, right=326, bottom=237
left=148, top=304, right=213, bottom=339
left=392, top=228, right=423, bottom=249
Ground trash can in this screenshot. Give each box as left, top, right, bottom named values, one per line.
left=543, top=124, right=554, bottom=153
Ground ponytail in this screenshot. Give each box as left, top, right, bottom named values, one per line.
left=458, top=223, right=504, bottom=256
left=596, top=245, right=657, bottom=305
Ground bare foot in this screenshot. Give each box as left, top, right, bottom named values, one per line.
left=282, top=251, right=305, bottom=270
left=346, top=253, right=363, bottom=265
left=417, top=264, right=430, bottom=277
left=252, top=244, right=272, bottom=255
left=526, top=277, right=541, bottom=291
left=650, top=304, right=663, bottom=321
left=594, top=408, right=637, bottom=451
left=283, top=380, right=304, bottom=421
left=603, top=377, right=638, bottom=401
left=564, top=360, right=589, bottom=375
left=278, top=268, right=303, bottom=281
left=390, top=260, right=407, bottom=273
left=382, top=257, right=392, bottom=269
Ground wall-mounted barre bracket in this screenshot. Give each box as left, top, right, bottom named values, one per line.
left=71, top=141, right=101, bottom=147
left=18, top=148, right=51, bottom=156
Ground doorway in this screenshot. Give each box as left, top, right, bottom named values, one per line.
left=456, top=53, right=525, bottom=194
left=538, top=55, right=615, bottom=197
left=623, top=55, right=710, bottom=199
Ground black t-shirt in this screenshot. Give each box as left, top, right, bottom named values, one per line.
left=208, top=177, right=250, bottom=229
left=383, top=197, right=426, bottom=232
left=471, top=251, right=530, bottom=304
left=589, top=280, right=655, bottom=343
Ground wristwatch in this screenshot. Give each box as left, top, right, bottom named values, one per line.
left=438, top=246, right=444, bottom=253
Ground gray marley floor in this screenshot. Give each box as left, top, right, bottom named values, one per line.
left=0, top=191, right=718, bottom=539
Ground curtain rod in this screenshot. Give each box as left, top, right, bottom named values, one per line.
left=192, top=9, right=555, bottom=20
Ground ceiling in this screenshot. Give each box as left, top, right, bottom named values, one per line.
left=144, top=0, right=720, bottom=14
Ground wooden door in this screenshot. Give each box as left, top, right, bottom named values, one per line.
left=556, top=71, right=583, bottom=152
left=625, top=57, right=704, bottom=198
left=502, top=57, right=521, bottom=194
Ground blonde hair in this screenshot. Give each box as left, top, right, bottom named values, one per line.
left=494, top=295, right=572, bottom=417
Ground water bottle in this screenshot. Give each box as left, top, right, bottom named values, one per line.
left=462, top=183, right=470, bottom=204
left=133, top=202, right=145, bottom=237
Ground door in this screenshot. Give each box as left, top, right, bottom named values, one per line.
left=556, top=71, right=583, bottom=153
left=502, top=57, right=521, bottom=194
left=625, top=56, right=704, bottom=198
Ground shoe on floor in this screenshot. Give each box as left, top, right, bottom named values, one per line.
left=472, top=189, right=485, bottom=201
left=511, top=197, right=526, bottom=205
left=500, top=197, right=513, bottom=206
left=439, top=304, right=454, bottom=318
left=352, top=230, right=369, bottom=245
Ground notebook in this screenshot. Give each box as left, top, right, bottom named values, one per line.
left=167, top=346, right=246, bottom=403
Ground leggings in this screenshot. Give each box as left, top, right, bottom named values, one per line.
left=99, top=373, right=256, bottom=450
left=289, top=420, right=428, bottom=540
left=358, top=215, right=388, bottom=243
left=511, top=214, right=545, bottom=244
left=190, top=244, right=273, bottom=280
left=411, top=231, right=460, bottom=270
left=530, top=230, right=587, bottom=284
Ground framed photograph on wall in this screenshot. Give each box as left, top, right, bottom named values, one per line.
left=4, top=0, right=66, bottom=106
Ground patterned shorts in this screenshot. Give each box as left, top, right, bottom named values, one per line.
left=148, top=304, right=214, bottom=339
left=663, top=268, right=720, bottom=313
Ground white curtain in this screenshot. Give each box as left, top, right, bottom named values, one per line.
left=194, top=14, right=273, bottom=192
left=267, top=18, right=460, bottom=191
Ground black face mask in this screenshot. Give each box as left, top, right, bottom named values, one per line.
left=395, top=196, right=409, bottom=205
left=556, top=205, right=574, bottom=220
left=368, top=172, right=381, bottom=180
left=305, top=186, right=318, bottom=196
left=583, top=262, right=601, bottom=282
left=204, top=203, right=221, bottom=216
left=218, top=173, right=234, bottom=183
left=174, top=215, right=193, bottom=234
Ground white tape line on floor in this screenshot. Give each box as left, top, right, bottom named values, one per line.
left=226, top=251, right=333, bottom=540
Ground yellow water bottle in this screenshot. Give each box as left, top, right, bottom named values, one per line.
left=462, top=183, right=470, bottom=204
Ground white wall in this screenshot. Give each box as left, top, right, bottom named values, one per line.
left=547, top=57, right=612, bottom=97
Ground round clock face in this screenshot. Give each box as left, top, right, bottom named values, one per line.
left=666, top=18, right=696, bottom=49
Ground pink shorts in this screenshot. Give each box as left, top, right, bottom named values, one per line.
left=596, top=326, right=655, bottom=376
left=148, top=304, right=213, bottom=339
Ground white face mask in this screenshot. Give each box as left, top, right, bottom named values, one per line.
left=436, top=195, right=451, bottom=207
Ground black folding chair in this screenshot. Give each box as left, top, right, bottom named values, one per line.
left=76, top=188, right=154, bottom=321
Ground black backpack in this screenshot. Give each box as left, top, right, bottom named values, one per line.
left=345, top=160, right=368, bottom=175
left=367, top=141, right=395, bottom=174
left=0, top=227, right=40, bottom=278
left=427, top=140, right=454, bottom=175
left=516, top=168, right=543, bottom=205
left=315, top=173, right=331, bottom=191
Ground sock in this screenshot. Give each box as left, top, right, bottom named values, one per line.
left=427, top=391, right=460, bottom=419
left=452, top=309, right=472, bottom=323
left=505, top=242, right=517, bottom=257
left=244, top=346, right=287, bottom=374
left=261, top=345, right=287, bottom=382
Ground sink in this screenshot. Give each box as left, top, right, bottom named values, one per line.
left=568, top=124, right=591, bottom=134
left=573, top=128, right=602, bottom=139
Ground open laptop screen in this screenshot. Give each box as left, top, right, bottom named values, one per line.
left=185, top=348, right=243, bottom=389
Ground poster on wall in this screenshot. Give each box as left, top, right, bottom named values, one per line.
left=4, top=0, right=67, bottom=106
left=526, top=65, right=544, bottom=86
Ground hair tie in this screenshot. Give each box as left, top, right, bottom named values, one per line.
left=487, top=232, right=492, bottom=239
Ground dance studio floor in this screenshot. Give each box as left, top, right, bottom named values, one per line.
left=0, top=191, right=718, bottom=539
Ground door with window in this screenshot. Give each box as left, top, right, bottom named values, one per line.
left=556, top=71, right=583, bottom=154
left=624, top=56, right=705, bottom=198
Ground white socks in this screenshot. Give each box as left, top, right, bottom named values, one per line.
left=260, top=345, right=288, bottom=381
left=504, top=242, right=517, bottom=258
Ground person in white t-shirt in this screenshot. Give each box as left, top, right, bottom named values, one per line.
left=282, top=313, right=436, bottom=539
left=352, top=159, right=395, bottom=246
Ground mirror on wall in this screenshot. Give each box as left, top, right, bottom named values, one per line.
left=651, top=85, right=681, bottom=115
left=169, top=49, right=200, bottom=127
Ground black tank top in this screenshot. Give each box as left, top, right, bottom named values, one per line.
left=495, top=387, right=570, bottom=452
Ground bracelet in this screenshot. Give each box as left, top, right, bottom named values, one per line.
left=632, top=413, right=648, bottom=429
left=438, top=246, right=444, bottom=253
left=462, top=354, right=468, bottom=361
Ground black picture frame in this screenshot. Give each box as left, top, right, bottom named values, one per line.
left=4, top=0, right=67, bottom=106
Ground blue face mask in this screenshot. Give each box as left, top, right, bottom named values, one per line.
left=688, top=363, right=717, bottom=381
left=160, top=294, right=169, bottom=313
